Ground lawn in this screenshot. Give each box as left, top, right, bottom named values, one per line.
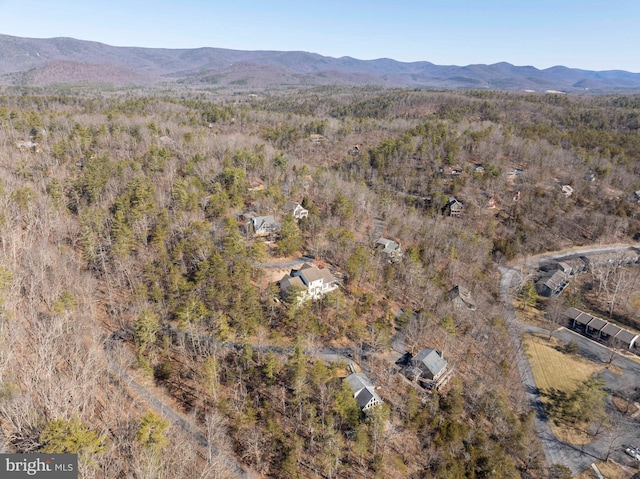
left=523, top=333, right=611, bottom=445
left=524, top=334, right=604, bottom=395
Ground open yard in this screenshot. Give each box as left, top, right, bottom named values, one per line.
left=523, top=333, right=616, bottom=445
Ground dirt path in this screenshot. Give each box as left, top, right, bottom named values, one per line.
left=103, top=341, right=252, bottom=478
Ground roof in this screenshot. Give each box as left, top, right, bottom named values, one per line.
left=614, top=329, right=638, bottom=346
left=536, top=270, right=568, bottom=293
left=279, top=274, right=305, bottom=293
left=564, top=307, right=584, bottom=321
left=375, top=237, right=401, bottom=254
left=252, top=215, right=276, bottom=228
left=296, top=263, right=337, bottom=284
left=345, top=373, right=383, bottom=410
left=284, top=200, right=302, bottom=210
left=601, top=323, right=622, bottom=337
left=448, top=198, right=464, bottom=209
left=448, top=285, right=476, bottom=309
left=412, top=348, right=447, bottom=377
left=573, top=312, right=594, bottom=326
left=586, top=317, right=607, bottom=332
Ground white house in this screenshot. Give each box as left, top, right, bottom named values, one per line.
left=279, top=263, right=339, bottom=301
left=284, top=201, right=309, bottom=220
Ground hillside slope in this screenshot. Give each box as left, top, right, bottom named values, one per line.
left=1, top=34, right=639, bottom=91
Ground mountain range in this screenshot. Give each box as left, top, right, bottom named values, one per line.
left=1, top=34, right=639, bottom=92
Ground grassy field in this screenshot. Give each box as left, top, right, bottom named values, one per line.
left=523, top=333, right=612, bottom=445
left=524, top=334, right=604, bottom=395
left=574, top=460, right=636, bottom=479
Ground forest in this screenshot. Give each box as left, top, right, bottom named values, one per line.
left=0, top=85, right=639, bottom=478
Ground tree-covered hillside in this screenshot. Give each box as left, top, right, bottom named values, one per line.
left=0, top=86, right=639, bottom=478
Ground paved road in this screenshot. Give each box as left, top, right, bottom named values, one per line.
left=257, top=256, right=312, bottom=269
left=499, top=244, right=640, bottom=474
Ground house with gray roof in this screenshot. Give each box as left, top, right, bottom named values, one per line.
left=405, top=348, right=451, bottom=390
left=250, top=215, right=279, bottom=237
left=344, top=372, right=383, bottom=411
left=375, top=237, right=403, bottom=262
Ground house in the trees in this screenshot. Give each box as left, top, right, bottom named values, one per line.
left=248, top=178, right=265, bottom=192
left=443, top=198, right=464, bottom=217
left=250, top=215, right=279, bottom=237
left=284, top=201, right=309, bottom=220
left=278, top=263, right=339, bottom=301
left=375, top=237, right=403, bottom=262
left=344, top=372, right=383, bottom=411
left=448, top=285, right=476, bottom=311
left=405, top=348, right=451, bottom=389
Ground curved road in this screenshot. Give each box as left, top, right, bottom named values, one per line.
left=499, top=244, right=640, bottom=475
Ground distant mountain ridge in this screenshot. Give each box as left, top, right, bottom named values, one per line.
left=1, top=34, right=639, bottom=92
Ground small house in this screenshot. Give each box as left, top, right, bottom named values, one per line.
left=375, top=238, right=403, bottom=262
left=561, top=185, right=574, bottom=197
left=443, top=198, right=464, bottom=217
left=448, top=285, right=476, bottom=311
left=250, top=215, right=279, bottom=237
left=535, top=271, right=569, bottom=297
left=344, top=373, right=383, bottom=411
left=284, top=201, right=309, bottom=220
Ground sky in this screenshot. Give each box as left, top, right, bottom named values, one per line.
left=0, top=0, right=638, bottom=72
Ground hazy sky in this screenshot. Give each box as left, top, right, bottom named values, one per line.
left=0, top=0, right=638, bottom=72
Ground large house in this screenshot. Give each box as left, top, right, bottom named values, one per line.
left=344, top=372, right=383, bottom=411
left=278, top=263, right=339, bottom=301
left=284, top=201, right=309, bottom=220
left=405, top=348, right=451, bottom=389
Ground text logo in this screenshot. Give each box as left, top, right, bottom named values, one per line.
left=0, top=454, right=77, bottom=478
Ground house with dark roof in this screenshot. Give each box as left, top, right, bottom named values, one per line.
left=344, top=372, right=383, bottom=411
left=443, top=198, right=464, bottom=217
left=535, top=270, right=569, bottom=297
left=278, top=263, right=339, bottom=301
left=564, top=307, right=639, bottom=351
